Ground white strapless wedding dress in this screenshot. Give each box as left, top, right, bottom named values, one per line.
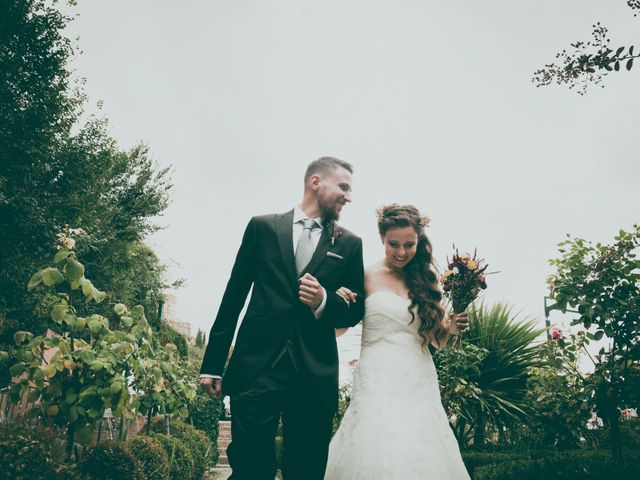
left=324, top=291, right=471, bottom=480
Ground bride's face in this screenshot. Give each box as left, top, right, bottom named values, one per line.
left=382, top=226, right=418, bottom=270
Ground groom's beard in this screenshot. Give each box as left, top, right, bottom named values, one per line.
left=320, top=201, right=341, bottom=224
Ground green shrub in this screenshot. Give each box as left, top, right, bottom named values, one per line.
left=151, top=433, right=195, bottom=480
left=79, top=441, right=145, bottom=480
left=159, top=325, right=188, bottom=359
left=128, top=435, right=170, bottom=480
left=166, top=421, right=211, bottom=480
left=462, top=451, right=530, bottom=478
left=189, top=391, right=223, bottom=464
left=474, top=449, right=640, bottom=480
left=0, top=435, right=60, bottom=480
left=0, top=420, right=80, bottom=480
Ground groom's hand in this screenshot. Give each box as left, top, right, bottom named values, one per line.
left=299, top=273, right=325, bottom=310
left=200, top=376, right=222, bottom=400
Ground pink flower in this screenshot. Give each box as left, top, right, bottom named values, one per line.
left=348, top=359, right=358, bottom=367
left=550, top=326, right=562, bottom=340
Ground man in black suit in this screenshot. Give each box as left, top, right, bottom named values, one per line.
left=200, top=157, right=365, bottom=480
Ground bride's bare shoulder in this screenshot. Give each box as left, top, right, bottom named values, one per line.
left=365, top=260, right=386, bottom=292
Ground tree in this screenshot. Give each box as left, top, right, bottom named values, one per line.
left=533, top=2, right=640, bottom=94
left=547, top=225, right=640, bottom=458
left=0, top=0, right=176, bottom=349
left=195, top=329, right=204, bottom=348
left=2, top=228, right=196, bottom=460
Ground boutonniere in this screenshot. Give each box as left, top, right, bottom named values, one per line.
left=327, top=220, right=343, bottom=246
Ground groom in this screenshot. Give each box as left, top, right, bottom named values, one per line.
left=200, top=157, right=365, bottom=480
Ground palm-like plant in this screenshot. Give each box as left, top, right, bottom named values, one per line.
left=437, top=302, right=544, bottom=447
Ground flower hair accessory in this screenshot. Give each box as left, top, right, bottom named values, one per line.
left=375, top=204, right=430, bottom=228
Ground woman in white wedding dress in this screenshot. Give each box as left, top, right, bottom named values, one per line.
left=324, top=204, right=471, bottom=480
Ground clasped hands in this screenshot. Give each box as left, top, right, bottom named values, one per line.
left=298, top=273, right=326, bottom=310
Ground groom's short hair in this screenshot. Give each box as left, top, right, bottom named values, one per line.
left=304, top=157, right=353, bottom=183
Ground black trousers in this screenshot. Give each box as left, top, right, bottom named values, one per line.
left=227, top=353, right=334, bottom=480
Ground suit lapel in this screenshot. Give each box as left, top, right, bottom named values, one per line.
left=275, top=210, right=298, bottom=293
left=300, top=226, right=331, bottom=277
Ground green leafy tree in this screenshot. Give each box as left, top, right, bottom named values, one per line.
left=522, top=328, right=594, bottom=449
left=547, top=225, right=640, bottom=458
left=0, top=0, right=176, bottom=351
left=533, top=2, right=640, bottom=94
left=194, top=329, right=204, bottom=348
left=3, top=229, right=196, bottom=460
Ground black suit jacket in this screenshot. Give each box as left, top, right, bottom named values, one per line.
left=200, top=209, right=365, bottom=410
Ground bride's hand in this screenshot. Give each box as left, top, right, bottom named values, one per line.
left=447, top=311, right=469, bottom=335
left=336, top=287, right=357, bottom=305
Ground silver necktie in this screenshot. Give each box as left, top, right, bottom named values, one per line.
left=295, top=219, right=319, bottom=275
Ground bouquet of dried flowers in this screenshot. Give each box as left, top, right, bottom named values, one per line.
left=441, top=247, right=490, bottom=314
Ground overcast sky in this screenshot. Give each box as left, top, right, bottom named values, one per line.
left=64, top=1, right=639, bottom=368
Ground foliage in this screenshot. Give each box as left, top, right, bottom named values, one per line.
left=533, top=3, right=640, bottom=94
left=434, top=303, right=543, bottom=447
left=194, top=329, right=204, bottom=348
left=127, top=435, right=170, bottom=480
left=2, top=230, right=196, bottom=459
left=185, top=345, right=222, bottom=464
left=151, top=434, right=195, bottom=480
left=78, top=441, right=145, bottom=480
left=158, top=324, right=189, bottom=359
left=473, top=448, right=640, bottom=480
left=0, top=421, right=75, bottom=480
left=512, top=327, right=594, bottom=449
left=547, top=225, right=640, bottom=456
left=332, top=382, right=353, bottom=435
left=0, top=0, right=176, bottom=351
left=150, top=419, right=211, bottom=480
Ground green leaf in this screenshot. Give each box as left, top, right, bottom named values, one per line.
left=13, top=331, right=33, bottom=346
left=626, top=58, right=633, bottom=71
left=51, top=303, right=69, bottom=323
left=616, top=46, right=625, bottom=56
left=42, top=267, right=65, bottom=287
left=110, top=382, right=122, bottom=395
left=76, top=317, right=87, bottom=330
left=41, top=364, right=57, bottom=378
left=0, top=351, right=9, bottom=364
left=88, top=318, right=104, bottom=335
left=9, top=362, right=26, bottom=377
left=27, top=270, right=44, bottom=290
left=114, top=304, right=128, bottom=316
left=614, top=61, right=620, bottom=71
left=65, top=257, right=85, bottom=282
left=75, top=425, right=94, bottom=445
left=80, top=278, right=93, bottom=297
left=594, top=330, right=605, bottom=341
left=53, top=248, right=72, bottom=264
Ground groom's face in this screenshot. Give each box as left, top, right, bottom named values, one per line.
left=315, top=166, right=353, bottom=222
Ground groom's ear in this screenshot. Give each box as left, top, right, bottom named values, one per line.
left=308, top=174, right=322, bottom=191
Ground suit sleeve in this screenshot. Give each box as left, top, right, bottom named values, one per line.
left=322, top=237, right=365, bottom=329
left=200, top=217, right=256, bottom=376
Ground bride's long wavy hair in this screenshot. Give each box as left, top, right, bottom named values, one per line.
left=377, top=204, right=447, bottom=348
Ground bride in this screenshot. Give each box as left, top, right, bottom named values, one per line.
left=324, top=204, right=471, bottom=480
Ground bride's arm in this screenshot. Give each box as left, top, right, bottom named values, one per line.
left=430, top=312, right=469, bottom=349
